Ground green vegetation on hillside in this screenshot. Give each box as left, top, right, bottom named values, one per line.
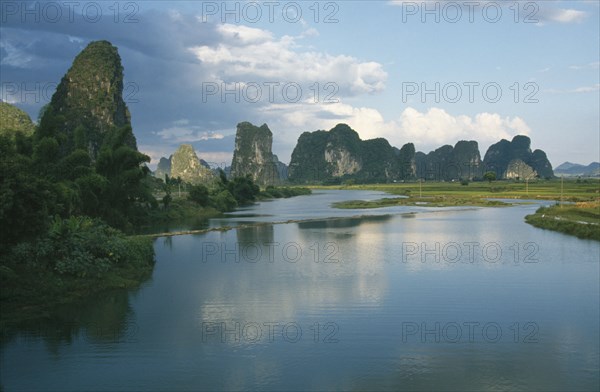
left=149, top=173, right=312, bottom=225
left=0, top=101, right=35, bottom=138
left=1, top=42, right=152, bottom=327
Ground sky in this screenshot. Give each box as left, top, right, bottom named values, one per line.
left=1, top=0, right=599, bottom=170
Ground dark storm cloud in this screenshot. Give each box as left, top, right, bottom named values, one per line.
left=0, top=1, right=258, bottom=159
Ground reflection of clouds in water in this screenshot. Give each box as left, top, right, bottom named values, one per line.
left=197, top=217, right=392, bottom=336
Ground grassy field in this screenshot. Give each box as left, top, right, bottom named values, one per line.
left=313, top=179, right=600, bottom=240
left=525, top=201, right=600, bottom=241
left=312, top=178, right=600, bottom=202
left=333, top=196, right=511, bottom=209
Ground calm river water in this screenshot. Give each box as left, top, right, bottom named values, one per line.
left=1, top=190, right=599, bottom=391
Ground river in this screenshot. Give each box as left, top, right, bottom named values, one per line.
left=1, top=190, right=599, bottom=391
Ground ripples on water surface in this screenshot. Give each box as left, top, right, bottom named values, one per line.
left=1, top=190, right=598, bottom=391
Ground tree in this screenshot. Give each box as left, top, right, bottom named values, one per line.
left=483, top=171, right=496, bottom=183
left=0, top=136, right=52, bottom=247
left=211, top=190, right=237, bottom=212
left=162, top=193, right=172, bottom=209
left=189, top=184, right=210, bottom=206
left=94, top=125, right=155, bottom=228
left=227, top=175, right=260, bottom=205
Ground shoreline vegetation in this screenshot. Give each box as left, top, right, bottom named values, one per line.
left=320, top=180, right=599, bottom=240
left=332, top=196, right=511, bottom=209
left=525, top=202, right=600, bottom=241
left=0, top=184, right=311, bottom=330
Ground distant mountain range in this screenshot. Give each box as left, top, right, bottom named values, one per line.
left=554, top=162, right=600, bottom=177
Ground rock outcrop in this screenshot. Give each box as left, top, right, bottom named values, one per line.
left=288, top=123, right=412, bottom=183
left=230, top=122, right=280, bottom=185
left=38, top=40, right=136, bottom=158
left=415, top=140, right=482, bottom=181
left=167, top=144, right=214, bottom=184
left=483, top=135, right=553, bottom=179
left=154, top=157, right=172, bottom=182
left=505, top=159, right=536, bottom=180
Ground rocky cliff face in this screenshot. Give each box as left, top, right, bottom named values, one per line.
left=0, top=102, right=35, bottom=138
left=529, top=149, right=554, bottom=179
left=38, top=40, right=135, bottom=158
left=169, top=144, right=214, bottom=184
left=483, top=135, right=553, bottom=179
left=397, top=143, right=417, bottom=180
left=230, top=122, right=280, bottom=185
left=289, top=123, right=412, bottom=183
left=154, top=157, right=172, bottom=182
left=273, top=155, right=288, bottom=180
left=416, top=140, right=481, bottom=181
left=505, top=159, right=536, bottom=179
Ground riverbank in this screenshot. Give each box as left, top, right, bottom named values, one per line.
left=317, top=180, right=599, bottom=240
left=525, top=202, right=600, bottom=241
left=333, top=196, right=511, bottom=209
left=0, top=218, right=155, bottom=331
left=1, top=187, right=313, bottom=330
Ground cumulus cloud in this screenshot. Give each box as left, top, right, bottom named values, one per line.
left=156, top=120, right=226, bottom=144
left=538, top=7, right=588, bottom=23
left=188, top=23, right=387, bottom=97
left=262, top=101, right=530, bottom=161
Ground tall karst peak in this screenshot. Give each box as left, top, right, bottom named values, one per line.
left=170, top=144, right=214, bottom=184
left=230, top=122, right=280, bottom=186
left=288, top=123, right=414, bottom=183
left=483, top=135, right=553, bottom=179
left=39, top=40, right=135, bottom=158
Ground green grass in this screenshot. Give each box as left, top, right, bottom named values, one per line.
left=333, top=196, right=511, bottom=209
left=311, top=179, right=600, bottom=202
left=322, top=180, right=600, bottom=240
left=525, top=202, right=600, bottom=241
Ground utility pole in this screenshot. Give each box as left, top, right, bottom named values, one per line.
left=560, top=175, right=564, bottom=208
left=419, top=178, right=422, bottom=198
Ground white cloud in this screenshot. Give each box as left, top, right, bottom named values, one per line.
left=569, top=62, right=600, bottom=70
left=138, top=144, right=172, bottom=169
left=0, top=41, right=34, bottom=68
left=396, top=108, right=530, bottom=148
left=261, top=101, right=530, bottom=161
left=139, top=145, right=232, bottom=170
left=544, top=84, right=600, bottom=94
left=156, top=126, right=225, bottom=143
left=188, top=24, right=387, bottom=97
left=541, top=7, right=588, bottom=23
left=194, top=152, right=233, bottom=168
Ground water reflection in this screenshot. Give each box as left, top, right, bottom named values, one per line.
left=1, top=289, right=140, bottom=351
left=1, top=191, right=598, bottom=391
left=196, top=216, right=393, bottom=334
